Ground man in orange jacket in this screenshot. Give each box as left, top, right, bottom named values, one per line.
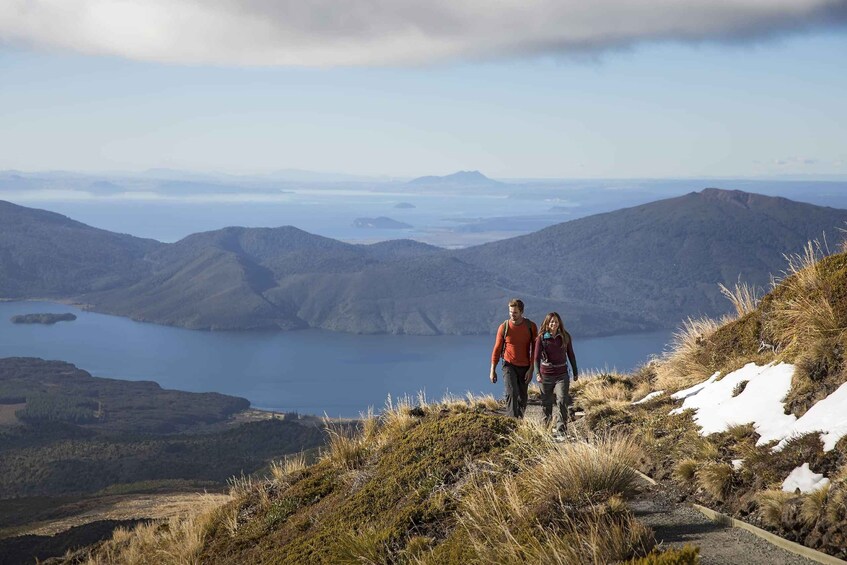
left=490, top=298, right=537, bottom=418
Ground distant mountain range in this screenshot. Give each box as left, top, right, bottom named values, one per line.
left=2, top=189, right=846, bottom=336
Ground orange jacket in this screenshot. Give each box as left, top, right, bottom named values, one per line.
left=491, top=320, right=537, bottom=367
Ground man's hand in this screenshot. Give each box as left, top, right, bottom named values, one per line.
left=524, top=372, right=532, bottom=384
left=490, top=372, right=497, bottom=384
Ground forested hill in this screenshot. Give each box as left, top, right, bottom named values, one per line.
left=1, top=189, right=846, bottom=336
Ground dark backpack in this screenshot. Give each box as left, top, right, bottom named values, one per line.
left=500, top=318, right=536, bottom=366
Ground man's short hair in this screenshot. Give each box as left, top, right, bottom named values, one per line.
left=508, top=298, right=524, bottom=312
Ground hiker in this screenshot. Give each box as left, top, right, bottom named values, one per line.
left=532, top=312, right=578, bottom=438
left=490, top=299, right=538, bottom=418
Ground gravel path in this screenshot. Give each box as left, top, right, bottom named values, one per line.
left=520, top=401, right=817, bottom=565
left=630, top=482, right=815, bottom=565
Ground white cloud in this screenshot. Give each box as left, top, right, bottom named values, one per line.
left=1, top=0, right=845, bottom=67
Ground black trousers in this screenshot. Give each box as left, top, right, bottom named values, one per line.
left=503, top=363, right=530, bottom=418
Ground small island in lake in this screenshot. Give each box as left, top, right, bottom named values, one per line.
left=11, top=312, right=77, bottom=324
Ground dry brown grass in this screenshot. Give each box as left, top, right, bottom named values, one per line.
left=673, top=459, right=699, bottom=482
left=766, top=241, right=841, bottom=355
left=756, top=489, right=794, bottom=528
left=800, top=483, right=830, bottom=526
left=576, top=371, right=633, bottom=409
left=513, top=431, right=642, bottom=506
left=655, top=316, right=723, bottom=392
left=697, top=462, right=735, bottom=501
left=380, top=393, right=420, bottom=438
left=322, top=420, right=369, bottom=471
left=720, top=280, right=761, bottom=319
left=81, top=494, right=226, bottom=565
left=457, top=469, right=652, bottom=565
left=270, top=452, right=307, bottom=484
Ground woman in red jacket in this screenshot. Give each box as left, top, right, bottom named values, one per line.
left=532, top=312, right=578, bottom=439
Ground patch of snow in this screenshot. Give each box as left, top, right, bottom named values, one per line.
left=670, top=372, right=720, bottom=401
left=669, top=363, right=796, bottom=445
left=633, top=391, right=665, bottom=405
left=732, top=459, right=744, bottom=470
left=782, top=463, right=830, bottom=494
left=775, top=381, right=847, bottom=452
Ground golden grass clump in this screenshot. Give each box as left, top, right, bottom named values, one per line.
left=756, top=489, right=794, bottom=528
left=270, top=452, right=307, bottom=484
left=322, top=420, right=369, bottom=471
left=719, top=280, right=761, bottom=319
left=673, top=459, right=698, bottom=483
left=696, top=462, right=735, bottom=501
left=800, top=483, right=830, bottom=526
left=655, top=316, right=723, bottom=392
left=458, top=472, right=653, bottom=565
left=81, top=494, right=227, bottom=565
left=518, top=433, right=642, bottom=505
left=576, top=371, right=633, bottom=409
left=380, top=393, right=422, bottom=438
left=766, top=241, right=841, bottom=355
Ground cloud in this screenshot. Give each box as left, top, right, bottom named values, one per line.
left=1, top=0, right=846, bottom=67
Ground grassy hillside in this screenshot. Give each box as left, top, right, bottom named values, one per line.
left=570, top=242, right=847, bottom=560
left=5, top=189, right=846, bottom=336
left=0, top=201, right=160, bottom=298
left=65, top=396, right=697, bottom=564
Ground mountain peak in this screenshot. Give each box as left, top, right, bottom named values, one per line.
left=697, top=188, right=759, bottom=207
left=408, top=170, right=502, bottom=186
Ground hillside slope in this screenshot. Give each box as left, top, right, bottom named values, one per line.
left=573, top=245, right=847, bottom=560
left=65, top=397, right=700, bottom=564
left=2, top=189, right=846, bottom=335
left=455, top=188, right=847, bottom=331
left=0, top=201, right=160, bottom=297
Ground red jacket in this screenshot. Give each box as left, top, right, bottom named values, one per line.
left=491, top=320, right=537, bottom=366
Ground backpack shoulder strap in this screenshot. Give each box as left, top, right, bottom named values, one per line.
left=500, top=320, right=509, bottom=359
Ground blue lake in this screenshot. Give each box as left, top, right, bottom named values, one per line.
left=0, top=301, right=673, bottom=417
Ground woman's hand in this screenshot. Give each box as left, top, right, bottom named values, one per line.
left=536, top=373, right=542, bottom=383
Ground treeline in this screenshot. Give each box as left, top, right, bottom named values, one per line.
left=0, top=358, right=249, bottom=434
left=0, top=420, right=325, bottom=498
left=16, top=394, right=98, bottom=424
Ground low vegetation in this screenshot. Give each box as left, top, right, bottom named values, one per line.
left=568, top=243, right=847, bottom=560
left=65, top=393, right=696, bottom=564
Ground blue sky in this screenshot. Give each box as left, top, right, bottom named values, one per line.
left=1, top=1, right=845, bottom=179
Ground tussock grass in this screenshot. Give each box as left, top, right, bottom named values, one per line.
left=512, top=431, right=642, bottom=506
left=381, top=393, right=421, bottom=438
left=458, top=473, right=653, bottom=564
left=577, top=371, right=633, bottom=408
left=673, top=459, right=698, bottom=482
left=756, top=489, right=794, bottom=528
left=336, top=525, right=388, bottom=565
left=322, top=420, right=368, bottom=471
left=655, top=316, right=723, bottom=392
left=465, top=391, right=500, bottom=411
left=81, top=494, right=227, bottom=565
left=697, top=462, right=735, bottom=501
left=801, top=483, right=830, bottom=526
left=270, top=452, right=307, bottom=484
left=766, top=241, right=841, bottom=355
left=719, top=280, right=761, bottom=319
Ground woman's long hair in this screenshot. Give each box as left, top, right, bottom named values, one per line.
left=540, top=312, right=571, bottom=350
